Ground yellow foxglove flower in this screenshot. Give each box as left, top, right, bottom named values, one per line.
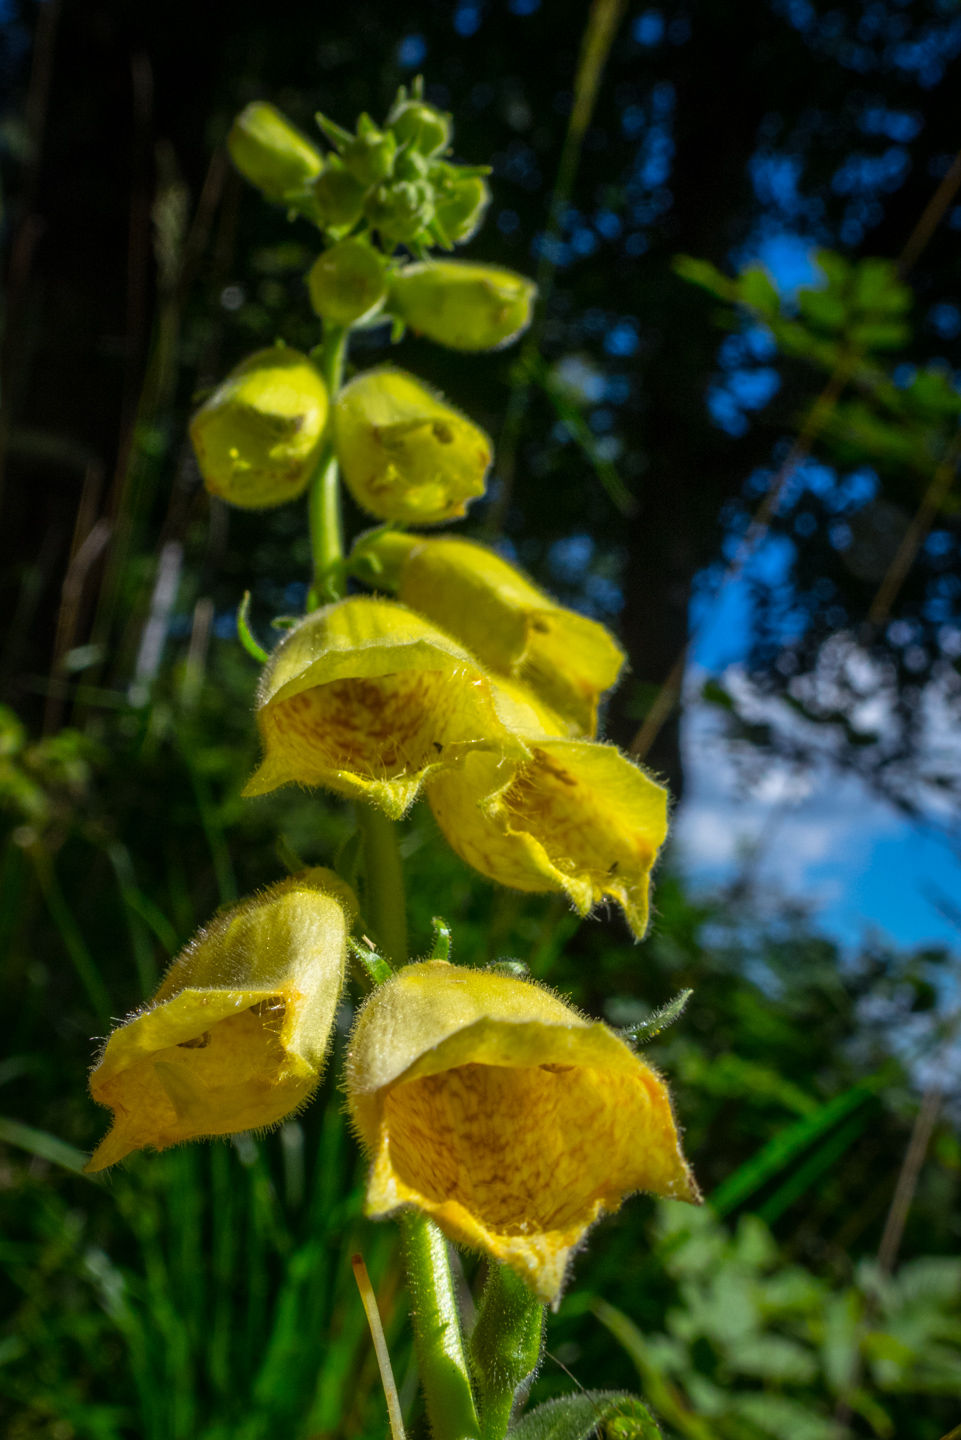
left=190, top=347, right=329, bottom=510
left=243, top=596, right=530, bottom=818
left=427, top=721, right=668, bottom=940
left=228, top=102, right=323, bottom=203
left=348, top=960, right=698, bottom=1304
left=333, top=369, right=491, bottom=525
left=361, top=532, right=624, bottom=736
left=86, top=869, right=353, bottom=1173
left=387, top=260, right=536, bottom=351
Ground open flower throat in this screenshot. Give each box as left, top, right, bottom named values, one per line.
left=349, top=962, right=697, bottom=1303
left=382, top=1058, right=690, bottom=1236
left=243, top=596, right=529, bottom=817
left=256, top=670, right=456, bottom=789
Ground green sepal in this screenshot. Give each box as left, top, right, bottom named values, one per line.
left=430, top=916, right=452, bottom=961
left=237, top=591, right=269, bottom=664
left=314, top=111, right=354, bottom=151
left=618, top=989, right=693, bottom=1044
left=275, top=835, right=307, bottom=874
left=508, top=1393, right=661, bottom=1440
left=348, top=935, right=393, bottom=986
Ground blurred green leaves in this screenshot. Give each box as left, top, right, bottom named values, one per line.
left=596, top=1201, right=961, bottom=1440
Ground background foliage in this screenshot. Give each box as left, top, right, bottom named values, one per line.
left=0, top=0, right=960, bottom=1437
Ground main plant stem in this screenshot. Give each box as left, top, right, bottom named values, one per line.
left=400, top=1212, right=480, bottom=1440
left=357, top=804, right=408, bottom=965
left=307, top=323, right=348, bottom=609
left=307, top=319, right=477, bottom=1439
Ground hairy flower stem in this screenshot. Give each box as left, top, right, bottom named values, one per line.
left=358, top=805, right=408, bottom=964
left=470, top=1263, right=544, bottom=1440
left=400, top=1212, right=480, bottom=1440
left=307, top=322, right=348, bottom=608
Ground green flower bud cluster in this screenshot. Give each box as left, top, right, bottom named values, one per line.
left=228, top=77, right=491, bottom=255
left=314, top=79, right=491, bottom=253
left=203, top=78, right=539, bottom=517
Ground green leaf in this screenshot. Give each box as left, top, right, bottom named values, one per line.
left=700, top=678, right=734, bottom=711
left=672, top=255, right=736, bottom=302
left=509, top=1392, right=661, bottom=1440
left=620, top=989, right=693, bottom=1044
left=737, top=264, right=780, bottom=319
left=0, top=1116, right=91, bottom=1177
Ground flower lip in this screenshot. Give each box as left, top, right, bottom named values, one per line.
left=348, top=961, right=698, bottom=1304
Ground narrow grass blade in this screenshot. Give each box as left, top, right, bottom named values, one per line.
left=710, top=1078, right=883, bottom=1218
left=0, top=1116, right=90, bottom=1176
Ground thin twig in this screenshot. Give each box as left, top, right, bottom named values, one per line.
left=876, top=1084, right=942, bottom=1275
left=352, top=1253, right=407, bottom=1440
left=867, top=422, right=961, bottom=628
left=835, top=1082, right=943, bottom=1424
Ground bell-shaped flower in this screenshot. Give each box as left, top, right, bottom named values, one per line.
left=348, top=960, right=698, bottom=1304
left=387, top=260, right=536, bottom=351
left=426, top=688, right=668, bottom=939
left=359, top=533, right=624, bottom=736
left=86, top=869, right=353, bottom=1173
left=228, top=102, right=323, bottom=204
left=190, top=347, right=329, bottom=510
left=333, top=369, right=491, bottom=525
left=243, top=597, right=531, bottom=818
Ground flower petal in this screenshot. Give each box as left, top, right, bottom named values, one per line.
left=427, top=740, right=668, bottom=939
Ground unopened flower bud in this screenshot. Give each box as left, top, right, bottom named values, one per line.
left=308, top=239, right=388, bottom=327
left=190, top=347, right=329, bottom=510
left=86, top=869, right=353, bottom=1172
left=228, top=102, right=323, bottom=203
left=348, top=960, right=698, bottom=1302
left=388, top=260, right=536, bottom=351
left=313, top=157, right=367, bottom=232
left=388, top=100, right=451, bottom=158
left=365, top=179, right=435, bottom=247
left=432, top=174, right=491, bottom=247
left=343, top=113, right=397, bottom=187
left=333, top=368, right=491, bottom=524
